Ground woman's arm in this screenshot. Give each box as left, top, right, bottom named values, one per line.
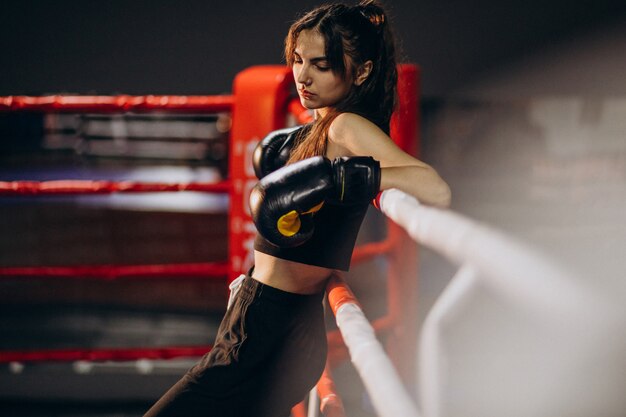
left=328, top=113, right=451, bottom=208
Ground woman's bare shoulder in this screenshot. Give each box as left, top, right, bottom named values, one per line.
left=331, top=112, right=376, bottom=130
left=329, top=112, right=382, bottom=146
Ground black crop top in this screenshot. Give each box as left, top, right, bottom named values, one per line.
left=254, top=200, right=369, bottom=271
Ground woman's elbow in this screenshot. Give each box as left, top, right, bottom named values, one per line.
left=418, top=166, right=451, bottom=208
left=433, top=181, right=452, bottom=208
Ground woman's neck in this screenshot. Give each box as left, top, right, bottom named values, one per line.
left=314, top=107, right=330, bottom=119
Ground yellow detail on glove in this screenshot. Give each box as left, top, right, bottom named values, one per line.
left=276, top=202, right=325, bottom=237
left=303, top=201, right=324, bottom=215
left=277, top=210, right=301, bottom=237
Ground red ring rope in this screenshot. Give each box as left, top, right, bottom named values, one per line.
left=0, top=180, right=231, bottom=195
left=317, top=365, right=346, bottom=417
left=0, top=346, right=212, bottom=363
left=0, top=262, right=229, bottom=280
left=0, top=95, right=234, bottom=113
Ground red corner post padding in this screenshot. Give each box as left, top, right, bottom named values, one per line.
left=386, top=64, right=421, bottom=388
left=228, top=66, right=295, bottom=282
left=391, top=64, right=420, bottom=157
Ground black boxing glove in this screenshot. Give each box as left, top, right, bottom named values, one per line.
left=252, top=125, right=305, bottom=179
left=249, top=155, right=380, bottom=247
left=331, top=156, right=381, bottom=205
left=249, top=156, right=333, bottom=247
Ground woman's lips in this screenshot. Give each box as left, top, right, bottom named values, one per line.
left=300, top=89, right=315, bottom=99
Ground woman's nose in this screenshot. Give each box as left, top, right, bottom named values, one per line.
left=296, top=67, right=311, bottom=86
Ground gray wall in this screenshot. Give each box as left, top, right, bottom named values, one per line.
left=2, top=0, right=626, bottom=96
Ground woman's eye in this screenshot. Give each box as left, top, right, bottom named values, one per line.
left=316, top=65, right=330, bottom=71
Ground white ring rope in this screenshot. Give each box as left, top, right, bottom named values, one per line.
left=378, top=189, right=609, bottom=417
left=418, top=264, right=478, bottom=417
left=334, top=302, right=422, bottom=417
left=379, top=189, right=592, bottom=321
left=325, top=189, right=608, bottom=417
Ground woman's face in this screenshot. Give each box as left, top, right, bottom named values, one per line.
left=292, top=30, right=353, bottom=115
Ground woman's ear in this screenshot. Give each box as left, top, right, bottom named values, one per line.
left=354, top=61, right=373, bottom=86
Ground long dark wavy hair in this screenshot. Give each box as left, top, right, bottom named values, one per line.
left=284, top=0, right=398, bottom=163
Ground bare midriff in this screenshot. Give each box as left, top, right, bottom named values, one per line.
left=252, top=250, right=333, bottom=294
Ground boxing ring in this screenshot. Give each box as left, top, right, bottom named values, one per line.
left=0, top=64, right=611, bottom=417
left=0, top=65, right=421, bottom=416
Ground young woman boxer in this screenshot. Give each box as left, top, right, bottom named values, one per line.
left=144, top=2, right=450, bottom=416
